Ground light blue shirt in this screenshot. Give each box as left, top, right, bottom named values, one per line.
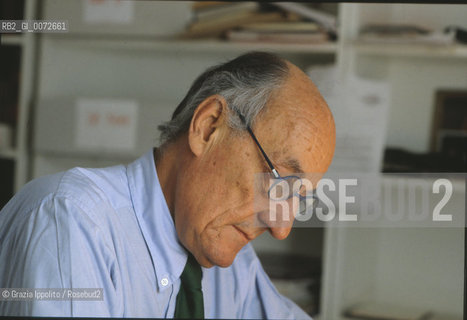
left=0, top=149, right=311, bottom=319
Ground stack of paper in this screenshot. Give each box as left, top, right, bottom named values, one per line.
left=308, top=65, right=391, bottom=174
left=358, top=24, right=455, bottom=45
left=227, top=21, right=328, bottom=44
left=182, top=1, right=336, bottom=42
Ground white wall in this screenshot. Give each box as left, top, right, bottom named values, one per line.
left=385, top=58, right=467, bottom=152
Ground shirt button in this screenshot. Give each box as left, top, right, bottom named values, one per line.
left=161, top=278, right=169, bottom=286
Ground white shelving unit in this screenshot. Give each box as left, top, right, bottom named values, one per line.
left=15, top=0, right=38, bottom=192
left=319, top=4, right=466, bottom=320
left=41, top=36, right=339, bottom=54
left=354, top=42, right=467, bottom=59
left=0, top=0, right=38, bottom=196
left=5, top=1, right=466, bottom=319
left=31, top=1, right=339, bottom=178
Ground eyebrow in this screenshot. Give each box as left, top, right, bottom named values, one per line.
left=281, top=158, right=304, bottom=174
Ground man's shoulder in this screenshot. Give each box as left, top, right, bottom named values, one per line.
left=56, top=165, right=130, bottom=211
left=0, top=163, right=135, bottom=262
left=1, top=163, right=130, bottom=219
left=0, top=171, right=66, bottom=216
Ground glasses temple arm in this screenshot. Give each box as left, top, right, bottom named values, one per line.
left=236, top=111, right=280, bottom=179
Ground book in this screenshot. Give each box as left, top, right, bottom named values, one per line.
left=193, top=2, right=259, bottom=22
left=360, top=24, right=431, bottom=36
left=191, top=1, right=225, bottom=10
left=181, top=11, right=287, bottom=39
left=358, top=32, right=455, bottom=45
left=272, top=2, right=337, bottom=34
left=226, top=29, right=328, bottom=44
left=241, top=21, right=320, bottom=33
left=358, top=24, right=455, bottom=45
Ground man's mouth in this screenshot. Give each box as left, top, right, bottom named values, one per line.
left=233, top=225, right=253, bottom=242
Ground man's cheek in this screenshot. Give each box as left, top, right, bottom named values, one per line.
left=202, top=228, right=242, bottom=262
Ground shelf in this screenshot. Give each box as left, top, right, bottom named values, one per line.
left=353, top=42, right=467, bottom=59
left=43, top=36, right=338, bottom=54
left=1, top=34, right=24, bottom=46
left=0, top=149, right=17, bottom=160
left=35, top=149, right=140, bottom=162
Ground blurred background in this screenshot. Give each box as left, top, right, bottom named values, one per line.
left=0, top=1, right=466, bottom=319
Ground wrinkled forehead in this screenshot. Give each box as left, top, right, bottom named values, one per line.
left=254, top=66, right=335, bottom=174
left=268, top=113, right=335, bottom=174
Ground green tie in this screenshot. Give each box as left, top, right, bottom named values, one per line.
left=174, top=253, right=204, bottom=319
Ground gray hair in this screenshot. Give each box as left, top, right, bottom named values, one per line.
left=157, top=51, right=289, bottom=145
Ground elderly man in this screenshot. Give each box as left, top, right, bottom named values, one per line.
left=0, top=52, right=335, bottom=318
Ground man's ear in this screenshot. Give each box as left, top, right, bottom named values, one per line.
left=188, top=95, right=228, bottom=157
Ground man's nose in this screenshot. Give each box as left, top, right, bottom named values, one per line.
left=256, top=208, right=295, bottom=240
left=254, top=194, right=298, bottom=240
left=268, top=223, right=293, bottom=240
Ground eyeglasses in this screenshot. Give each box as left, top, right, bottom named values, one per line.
left=235, top=110, right=319, bottom=216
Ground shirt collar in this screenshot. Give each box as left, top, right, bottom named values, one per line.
left=126, top=149, right=188, bottom=292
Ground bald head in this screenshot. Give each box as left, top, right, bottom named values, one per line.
left=253, top=61, right=336, bottom=176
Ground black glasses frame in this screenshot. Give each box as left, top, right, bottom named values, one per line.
left=235, top=110, right=319, bottom=212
